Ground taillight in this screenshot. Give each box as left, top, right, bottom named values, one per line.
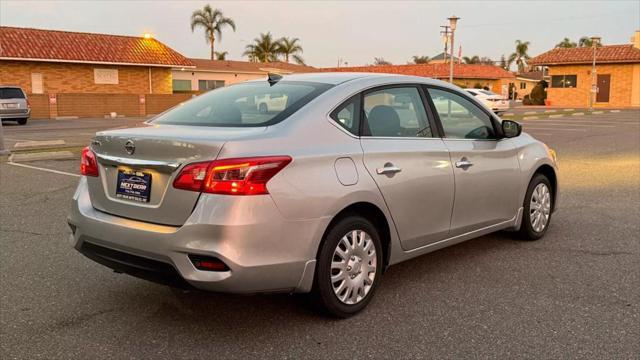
left=80, top=147, right=99, bottom=177
left=173, top=156, right=292, bottom=195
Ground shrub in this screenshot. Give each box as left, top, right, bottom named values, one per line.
left=529, top=80, right=548, bottom=105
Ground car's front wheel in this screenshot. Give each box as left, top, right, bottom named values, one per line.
left=518, top=174, right=553, bottom=240
left=311, top=215, right=383, bottom=318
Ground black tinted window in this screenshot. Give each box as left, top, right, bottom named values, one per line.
left=153, top=81, right=332, bottom=127
left=330, top=96, right=360, bottom=135
left=0, top=88, right=25, bottom=99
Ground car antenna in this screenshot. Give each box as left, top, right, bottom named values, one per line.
left=267, top=73, right=283, bottom=86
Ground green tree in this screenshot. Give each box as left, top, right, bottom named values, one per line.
left=190, top=5, right=236, bottom=60
left=556, top=37, right=577, bottom=48
left=243, top=32, right=280, bottom=62
left=412, top=55, right=430, bottom=64
left=578, top=36, right=602, bottom=47
left=214, top=51, right=228, bottom=60
left=499, top=54, right=508, bottom=70
left=277, top=37, right=304, bottom=64
left=373, top=57, right=392, bottom=65
left=508, top=40, right=531, bottom=73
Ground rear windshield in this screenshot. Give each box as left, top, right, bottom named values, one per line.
left=480, top=90, right=497, bottom=96
left=0, top=88, right=25, bottom=99
left=152, top=80, right=332, bottom=127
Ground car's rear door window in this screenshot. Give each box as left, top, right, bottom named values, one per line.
left=361, top=87, right=433, bottom=138
left=330, top=95, right=361, bottom=135
left=152, top=81, right=332, bottom=127
left=0, top=88, right=25, bottom=99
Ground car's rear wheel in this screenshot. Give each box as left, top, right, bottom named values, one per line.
left=518, top=174, right=553, bottom=240
left=17, top=118, right=28, bottom=125
left=311, top=215, right=383, bottom=318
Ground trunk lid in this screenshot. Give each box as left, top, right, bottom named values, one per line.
left=87, top=123, right=267, bottom=226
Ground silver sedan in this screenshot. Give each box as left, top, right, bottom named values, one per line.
left=68, top=73, right=558, bottom=317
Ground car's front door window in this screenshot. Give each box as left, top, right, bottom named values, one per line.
left=427, top=88, right=495, bottom=140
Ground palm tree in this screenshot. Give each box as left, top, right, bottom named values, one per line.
left=190, top=5, right=236, bottom=60
left=508, top=40, right=531, bottom=73
left=373, top=57, right=391, bottom=65
left=556, top=38, right=577, bottom=48
left=277, top=37, right=304, bottom=64
left=243, top=32, right=280, bottom=62
left=412, top=55, right=430, bottom=64
left=214, top=51, right=228, bottom=60
left=463, top=55, right=480, bottom=64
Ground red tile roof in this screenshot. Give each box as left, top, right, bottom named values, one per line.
left=530, top=45, right=640, bottom=65
left=188, top=58, right=317, bottom=73
left=516, top=71, right=544, bottom=81
left=0, top=26, right=193, bottom=67
left=321, top=63, right=515, bottom=79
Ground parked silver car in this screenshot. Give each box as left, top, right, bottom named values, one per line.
left=68, top=73, right=558, bottom=317
left=0, top=86, right=30, bottom=125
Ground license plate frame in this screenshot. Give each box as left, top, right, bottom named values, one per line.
left=115, top=169, right=152, bottom=203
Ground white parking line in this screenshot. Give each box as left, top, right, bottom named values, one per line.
left=523, top=127, right=587, bottom=131
left=523, top=123, right=615, bottom=128
left=7, top=162, right=81, bottom=177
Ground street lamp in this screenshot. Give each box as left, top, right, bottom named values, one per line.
left=447, top=15, right=460, bottom=84
left=589, top=36, right=601, bottom=111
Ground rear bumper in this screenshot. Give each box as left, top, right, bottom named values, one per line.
left=68, top=177, right=327, bottom=293
left=0, top=108, right=30, bottom=119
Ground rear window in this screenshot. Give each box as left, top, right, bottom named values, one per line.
left=479, top=90, right=497, bottom=96
left=0, top=88, right=25, bottom=99
left=152, top=81, right=332, bottom=127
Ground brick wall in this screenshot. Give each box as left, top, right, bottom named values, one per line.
left=547, top=63, right=638, bottom=107
left=57, top=94, right=140, bottom=117
left=146, top=94, right=193, bottom=115
left=0, top=60, right=172, bottom=94
left=28, top=94, right=49, bottom=119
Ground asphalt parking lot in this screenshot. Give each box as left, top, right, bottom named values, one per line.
left=1, top=110, right=639, bottom=358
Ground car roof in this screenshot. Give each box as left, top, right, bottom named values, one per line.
left=0, top=85, right=24, bottom=89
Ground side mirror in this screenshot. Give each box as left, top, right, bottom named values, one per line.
left=502, top=120, right=522, bottom=138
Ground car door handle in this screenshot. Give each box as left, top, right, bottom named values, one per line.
left=455, top=158, right=474, bottom=169
left=376, top=164, right=402, bottom=175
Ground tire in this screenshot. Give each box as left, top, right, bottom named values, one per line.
left=17, top=118, right=28, bottom=125
left=518, top=174, right=553, bottom=240
left=258, top=103, right=268, bottom=113
left=311, top=215, right=383, bottom=318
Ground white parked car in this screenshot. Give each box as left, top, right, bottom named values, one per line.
left=466, top=89, right=509, bottom=114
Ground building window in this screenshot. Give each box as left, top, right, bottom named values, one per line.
left=31, top=73, right=43, bottom=94
left=198, top=80, right=225, bottom=91
left=551, top=75, right=577, bottom=88
left=520, top=82, right=526, bottom=90
left=94, top=68, right=119, bottom=84
left=172, top=79, right=192, bottom=92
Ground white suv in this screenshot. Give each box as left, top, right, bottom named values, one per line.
left=0, top=86, right=31, bottom=125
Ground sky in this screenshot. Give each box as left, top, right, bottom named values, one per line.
left=1, top=0, right=638, bottom=68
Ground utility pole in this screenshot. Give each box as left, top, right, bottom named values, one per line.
left=447, top=15, right=460, bottom=84
left=440, top=25, right=450, bottom=64
left=589, top=36, right=601, bottom=111
left=0, top=121, right=10, bottom=156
